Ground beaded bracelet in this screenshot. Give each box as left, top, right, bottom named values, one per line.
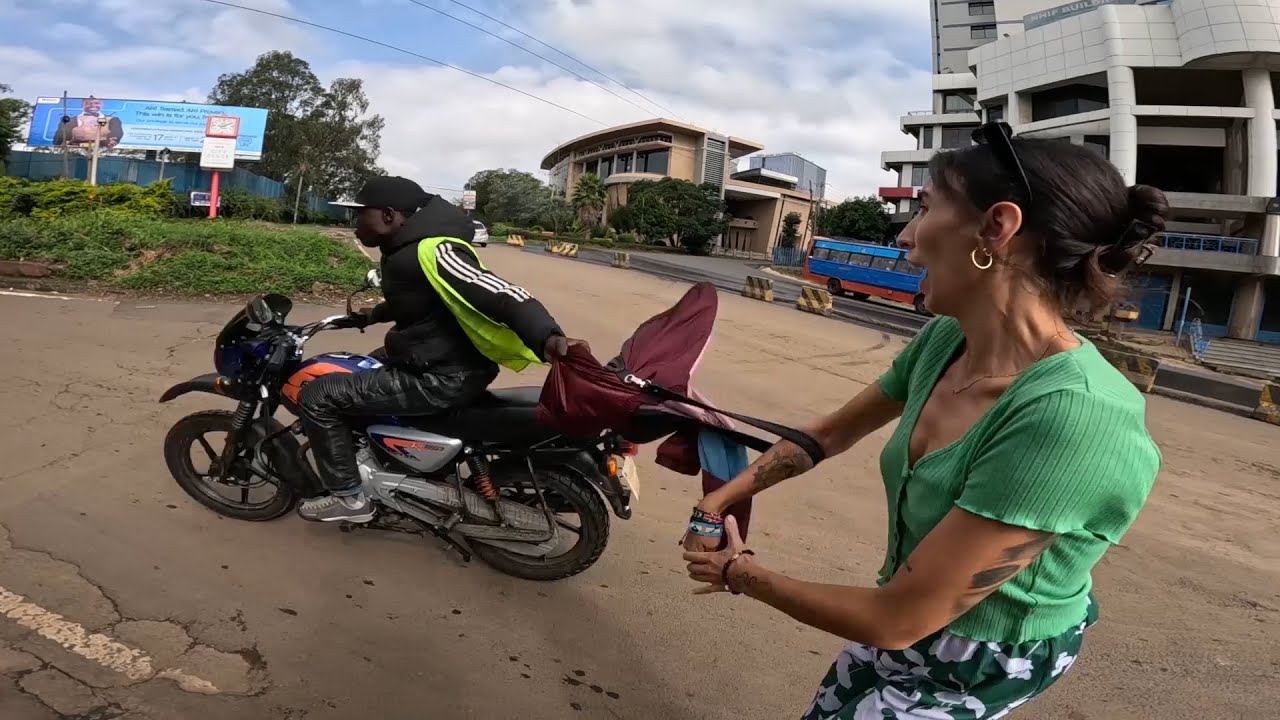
left=691, top=507, right=724, bottom=524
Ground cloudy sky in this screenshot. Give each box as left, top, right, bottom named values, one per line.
left=0, top=0, right=932, bottom=199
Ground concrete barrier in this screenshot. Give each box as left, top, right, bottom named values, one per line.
left=612, top=252, right=630, bottom=269
left=552, top=243, right=579, bottom=258
left=1252, top=383, right=1280, bottom=425
left=505, top=234, right=525, bottom=247
left=796, top=286, right=833, bottom=317
left=1097, top=347, right=1161, bottom=393
left=543, top=241, right=558, bottom=253
left=742, top=275, right=774, bottom=302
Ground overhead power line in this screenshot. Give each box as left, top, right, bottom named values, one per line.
left=403, top=0, right=657, bottom=118
left=196, top=0, right=606, bottom=126
left=441, top=0, right=683, bottom=120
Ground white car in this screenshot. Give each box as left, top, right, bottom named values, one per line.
left=472, top=220, right=489, bottom=247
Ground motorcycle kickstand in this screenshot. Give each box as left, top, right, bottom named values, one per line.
left=423, top=513, right=472, bottom=563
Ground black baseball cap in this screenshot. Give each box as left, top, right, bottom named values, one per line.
left=331, top=176, right=431, bottom=212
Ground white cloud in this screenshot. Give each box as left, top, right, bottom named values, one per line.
left=41, top=22, right=107, bottom=48
left=331, top=0, right=929, bottom=198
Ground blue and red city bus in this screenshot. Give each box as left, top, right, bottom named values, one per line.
left=804, top=237, right=928, bottom=314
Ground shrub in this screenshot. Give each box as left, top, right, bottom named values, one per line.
left=617, top=232, right=638, bottom=245
left=489, top=222, right=513, bottom=237
left=0, top=177, right=180, bottom=220
left=0, top=211, right=371, bottom=294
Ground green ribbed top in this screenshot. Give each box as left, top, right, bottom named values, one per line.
left=876, top=316, right=1160, bottom=643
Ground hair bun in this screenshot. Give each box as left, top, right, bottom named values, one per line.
left=1096, top=184, right=1169, bottom=273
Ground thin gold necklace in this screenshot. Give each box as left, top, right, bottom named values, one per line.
left=950, top=330, right=1077, bottom=394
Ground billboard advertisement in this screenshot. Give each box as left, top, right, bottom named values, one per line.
left=25, top=97, right=269, bottom=160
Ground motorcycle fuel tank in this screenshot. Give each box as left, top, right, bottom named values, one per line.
left=367, top=425, right=463, bottom=473
left=280, top=352, right=382, bottom=414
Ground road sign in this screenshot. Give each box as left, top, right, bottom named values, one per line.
left=190, top=192, right=222, bottom=207
left=462, top=190, right=477, bottom=210
left=199, top=137, right=236, bottom=170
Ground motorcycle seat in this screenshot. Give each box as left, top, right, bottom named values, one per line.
left=409, top=386, right=560, bottom=445
left=472, top=386, right=542, bottom=408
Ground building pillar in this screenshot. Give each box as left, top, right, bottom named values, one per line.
left=1163, top=270, right=1183, bottom=331
left=1243, top=68, right=1277, bottom=198
left=1006, top=91, right=1026, bottom=128
left=1228, top=277, right=1265, bottom=340
left=1106, top=65, right=1138, bottom=185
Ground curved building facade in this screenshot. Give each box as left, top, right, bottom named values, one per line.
left=541, top=119, right=816, bottom=256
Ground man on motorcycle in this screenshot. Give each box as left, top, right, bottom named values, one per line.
left=300, top=175, right=575, bottom=523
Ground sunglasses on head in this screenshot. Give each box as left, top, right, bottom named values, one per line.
left=971, top=122, right=1034, bottom=207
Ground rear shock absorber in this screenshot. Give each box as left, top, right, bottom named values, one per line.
left=467, top=455, right=499, bottom=502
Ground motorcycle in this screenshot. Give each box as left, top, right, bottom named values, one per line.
left=158, top=270, right=643, bottom=581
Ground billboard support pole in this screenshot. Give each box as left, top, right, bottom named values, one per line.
left=59, top=91, right=70, bottom=180
left=88, top=119, right=106, bottom=186
left=209, top=171, right=221, bottom=220
left=292, top=167, right=306, bottom=224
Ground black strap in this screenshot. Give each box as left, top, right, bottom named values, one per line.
left=634, top=379, right=826, bottom=466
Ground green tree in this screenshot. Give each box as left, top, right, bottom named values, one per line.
left=627, top=178, right=727, bottom=255
left=208, top=51, right=384, bottom=199
left=572, top=173, right=606, bottom=236
left=538, top=195, right=576, bottom=234
left=0, top=84, right=31, bottom=171
left=466, top=169, right=547, bottom=226
left=779, top=211, right=802, bottom=249
left=817, top=196, right=892, bottom=244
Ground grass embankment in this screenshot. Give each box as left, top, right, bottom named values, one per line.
left=0, top=211, right=371, bottom=296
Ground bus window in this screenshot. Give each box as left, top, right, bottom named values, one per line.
left=830, top=251, right=852, bottom=264
left=871, top=257, right=897, bottom=271
left=895, top=260, right=924, bottom=275
left=812, top=248, right=830, bottom=260
left=848, top=253, right=872, bottom=267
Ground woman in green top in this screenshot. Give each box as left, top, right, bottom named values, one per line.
left=681, top=123, right=1163, bottom=719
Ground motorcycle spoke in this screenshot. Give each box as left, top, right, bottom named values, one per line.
left=195, top=435, right=218, bottom=464
left=553, top=515, right=581, bottom=534
left=240, top=486, right=250, bottom=505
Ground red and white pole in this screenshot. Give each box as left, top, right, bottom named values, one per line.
left=209, top=171, right=221, bottom=219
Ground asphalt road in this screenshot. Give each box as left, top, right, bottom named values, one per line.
left=529, top=244, right=1267, bottom=416
left=2, top=249, right=1278, bottom=719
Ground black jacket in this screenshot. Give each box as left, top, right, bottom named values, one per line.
left=371, top=196, right=562, bottom=375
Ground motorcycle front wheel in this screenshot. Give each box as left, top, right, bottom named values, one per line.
left=163, top=410, right=299, bottom=521
left=470, top=466, right=610, bottom=581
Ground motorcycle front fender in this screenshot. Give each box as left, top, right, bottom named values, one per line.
left=159, top=373, right=240, bottom=403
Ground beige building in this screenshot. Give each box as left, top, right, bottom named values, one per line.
left=540, top=118, right=815, bottom=256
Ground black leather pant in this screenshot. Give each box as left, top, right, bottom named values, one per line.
left=297, top=364, right=497, bottom=495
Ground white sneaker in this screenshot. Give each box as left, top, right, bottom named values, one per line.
left=298, top=493, right=375, bottom=523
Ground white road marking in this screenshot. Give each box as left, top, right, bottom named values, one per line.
left=0, top=586, right=220, bottom=693
left=351, top=238, right=375, bottom=261
left=0, top=290, right=95, bottom=301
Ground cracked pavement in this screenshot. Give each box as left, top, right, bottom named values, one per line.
left=2, top=249, right=1279, bottom=719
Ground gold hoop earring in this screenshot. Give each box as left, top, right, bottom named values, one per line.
left=971, top=247, right=994, bottom=270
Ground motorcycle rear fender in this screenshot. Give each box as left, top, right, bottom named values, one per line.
left=555, top=450, right=633, bottom=521
left=159, top=373, right=240, bottom=403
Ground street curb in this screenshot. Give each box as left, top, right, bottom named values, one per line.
left=1149, top=386, right=1253, bottom=417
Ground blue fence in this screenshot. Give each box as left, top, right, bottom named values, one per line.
left=3, top=150, right=341, bottom=217
left=771, top=245, right=807, bottom=267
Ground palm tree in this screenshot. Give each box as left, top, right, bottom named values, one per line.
left=572, top=173, right=606, bottom=238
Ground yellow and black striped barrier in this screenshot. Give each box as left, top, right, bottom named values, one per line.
left=796, top=286, right=833, bottom=317
left=551, top=243, right=579, bottom=258
left=544, top=241, right=558, bottom=253
left=1252, top=383, right=1280, bottom=425
left=505, top=234, right=525, bottom=247
left=612, top=252, right=630, bottom=269
left=1097, top=348, right=1161, bottom=393
left=742, top=275, right=774, bottom=302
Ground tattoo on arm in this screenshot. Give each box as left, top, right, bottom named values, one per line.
left=950, top=534, right=1056, bottom=617
left=749, top=443, right=814, bottom=493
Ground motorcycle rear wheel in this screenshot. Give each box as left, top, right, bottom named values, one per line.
left=163, top=410, right=299, bottom=521
left=470, top=466, right=609, bottom=581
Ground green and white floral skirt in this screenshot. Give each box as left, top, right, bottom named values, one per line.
left=801, top=597, right=1098, bottom=719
